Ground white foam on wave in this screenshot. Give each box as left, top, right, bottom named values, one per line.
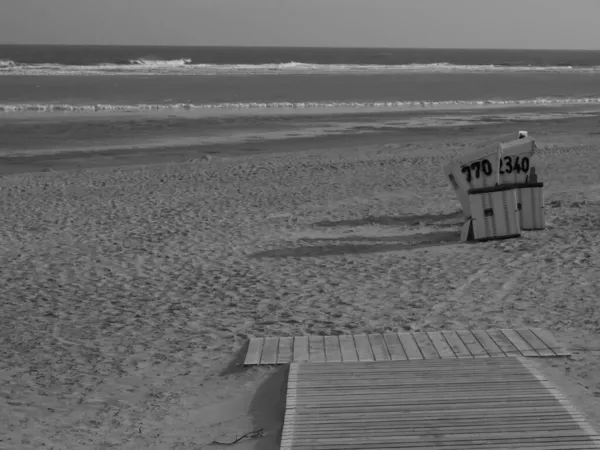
left=0, top=59, right=17, bottom=68
left=126, top=58, right=192, bottom=67
left=2, top=97, right=600, bottom=113
left=0, top=61, right=597, bottom=76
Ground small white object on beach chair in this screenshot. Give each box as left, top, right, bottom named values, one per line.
left=468, top=185, right=521, bottom=241
left=514, top=181, right=545, bottom=230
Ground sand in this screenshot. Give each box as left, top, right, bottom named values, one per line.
left=1, top=114, right=600, bottom=449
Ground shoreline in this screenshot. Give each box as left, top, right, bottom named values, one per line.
left=2, top=101, right=600, bottom=121
left=1, top=111, right=598, bottom=177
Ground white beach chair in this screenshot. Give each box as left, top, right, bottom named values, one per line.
left=447, top=131, right=545, bottom=240
left=444, top=132, right=532, bottom=220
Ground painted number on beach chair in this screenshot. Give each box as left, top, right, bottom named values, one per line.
left=499, top=155, right=530, bottom=175
left=461, top=156, right=530, bottom=183
left=461, top=159, right=493, bottom=183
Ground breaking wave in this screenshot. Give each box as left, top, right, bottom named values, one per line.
left=2, top=96, right=600, bottom=113
left=2, top=60, right=600, bottom=75
left=113, top=58, right=192, bottom=66
left=0, top=59, right=17, bottom=68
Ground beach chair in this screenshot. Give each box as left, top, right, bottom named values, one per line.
left=444, top=131, right=531, bottom=220
left=448, top=131, right=545, bottom=240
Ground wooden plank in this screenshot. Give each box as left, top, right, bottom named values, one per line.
left=281, top=363, right=298, bottom=450
left=292, top=366, right=535, bottom=374
left=288, top=379, right=547, bottom=388
left=413, top=332, right=440, bottom=359
left=296, top=356, right=523, bottom=368
left=294, top=364, right=530, bottom=373
left=287, top=393, right=560, bottom=403
left=383, top=333, right=407, bottom=360
left=286, top=440, right=600, bottom=450
left=353, top=334, right=374, bottom=362
left=288, top=380, right=549, bottom=389
left=290, top=397, right=562, bottom=408
left=324, top=336, right=342, bottom=362
left=289, top=428, right=592, bottom=439
left=277, top=337, right=294, bottom=364
left=293, top=369, right=535, bottom=377
left=397, top=333, right=423, bottom=360
left=260, top=336, right=279, bottom=364
left=515, top=328, right=557, bottom=357
left=427, top=331, right=457, bottom=359
left=287, top=390, right=558, bottom=401
left=293, top=336, right=309, bottom=362
left=457, top=330, right=490, bottom=358
left=291, top=418, right=591, bottom=428
left=487, top=328, right=522, bottom=357
left=248, top=328, right=567, bottom=365
left=288, top=411, right=586, bottom=421
left=283, top=430, right=595, bottom=445
left=283, top=355, right=600, bottom=450
left=471, top=329, right=507, bottom=357
left=290, top=423, right=587, bottom=435
left=338, top=335, right=358, bottom=362
left=294, top=365, right=529, bottom=374
left=286, top=434, right=599, bottom=447
left=530, top=328, right=571, bottom=356
left=288, top=415, right=593, bottom=424
left=294, top=425, right=591, bottom=442
left=308, top=335, right=326, bottom=362
left=288, top=442, right=600, bottom=450
left=288, top=407, right=586, bottom=421
left=244, top=338, right=264, bottom=365
left=442, top=331, right=473, bottom=358
left=502, top=328, right=539, bottom=357
left=290, top=413, right=588, bottom=424
left=290, top=361, right=529, bottom=371
left=368, top=333, right=391, bottom=361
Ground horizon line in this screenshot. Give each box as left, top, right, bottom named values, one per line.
left=0, top=43, right=599, bottom=52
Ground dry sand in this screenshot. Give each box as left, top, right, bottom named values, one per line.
left=1, top=116, right=600, bottom=449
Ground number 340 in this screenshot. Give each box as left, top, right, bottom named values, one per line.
left=461, top=156, right=530, bottom=183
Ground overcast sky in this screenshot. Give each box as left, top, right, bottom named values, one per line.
left=1, top=0, right=599, bottom=49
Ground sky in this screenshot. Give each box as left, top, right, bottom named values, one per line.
left=1, top=0, right=599, bottom=49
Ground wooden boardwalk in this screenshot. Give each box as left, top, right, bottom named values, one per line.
left=281, top=357, right=600, bottom=450
left=244, top=328, right=569, bottom=365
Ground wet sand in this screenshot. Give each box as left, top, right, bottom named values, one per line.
left=1, top=104, right=600, bottom=175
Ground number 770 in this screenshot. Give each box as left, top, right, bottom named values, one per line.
left=461, top=159, right=493, bottom=183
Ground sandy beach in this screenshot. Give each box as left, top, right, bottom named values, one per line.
left=2, top=110, right=600, bottom=449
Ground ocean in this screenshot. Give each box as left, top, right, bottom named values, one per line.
left=2, top=45, right=600, bottom=114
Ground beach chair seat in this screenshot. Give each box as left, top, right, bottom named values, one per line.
left=512, top=181, right=545, bottom=230
left=467, top=185, right=521, bottom=241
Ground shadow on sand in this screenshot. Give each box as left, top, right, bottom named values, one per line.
left=313, top=210, right=464, bottom=228
left=248, top=366, right=289, bottom=450
left=250, top=230, right=462, bottom=259
left=217, top=344, right=288, bottom=450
